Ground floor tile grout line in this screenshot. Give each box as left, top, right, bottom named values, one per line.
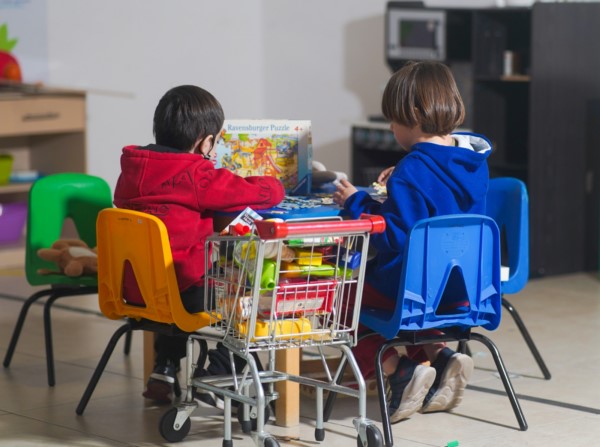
left=0, top=293, right=104, bottom=317
left=467, top=384, right=600, bottom=414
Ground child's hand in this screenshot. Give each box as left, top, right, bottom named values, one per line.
left=377, top=166, right=395, bottom=185
left=333, top=179, right=358, bottom=207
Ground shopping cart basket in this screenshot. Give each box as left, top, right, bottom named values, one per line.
left=159, top=215, right=386, bottom=447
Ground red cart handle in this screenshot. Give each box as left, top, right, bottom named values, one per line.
left=254, top=214, right=386, bottom=239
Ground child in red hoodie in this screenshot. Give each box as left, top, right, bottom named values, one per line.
left=114, top=85, right=285, bottom=404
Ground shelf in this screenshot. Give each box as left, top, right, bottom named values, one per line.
left=501, top=75, right=530, bottom=82
left=0, top=183, right=33, bottom=195
left=0, top=86, right=87, bottom=269
left=476, top=75, right=531, bottom=82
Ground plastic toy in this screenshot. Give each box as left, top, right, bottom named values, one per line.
left=0, top=23, right=22, bottom=81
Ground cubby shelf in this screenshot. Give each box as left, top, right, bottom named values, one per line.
left=0, top=84, right=87, bottom=268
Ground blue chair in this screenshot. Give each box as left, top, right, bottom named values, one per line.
left=486, top=177, right=551, bottom=379
left=358, top=215, right=526, bottom=446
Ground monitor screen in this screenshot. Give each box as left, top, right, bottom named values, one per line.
left=386, top=7, right=446, bottom=66
left=399, top=19, right=438, bottom=49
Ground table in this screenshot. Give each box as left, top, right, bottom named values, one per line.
left=143, top=196, right=345, bottom=427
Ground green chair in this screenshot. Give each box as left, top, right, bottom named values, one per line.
left=2, top=173, right=127, bottom=386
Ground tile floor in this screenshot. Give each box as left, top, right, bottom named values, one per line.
left=0, top=268, right=599, bottom=446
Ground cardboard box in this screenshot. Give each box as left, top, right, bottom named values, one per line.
left=215, top=120, right=312, bottom=195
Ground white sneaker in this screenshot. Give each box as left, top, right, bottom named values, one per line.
left=421, top=352, right=474, bottom=413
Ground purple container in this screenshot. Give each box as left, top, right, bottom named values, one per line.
left=0, top=202, right=28, bottom=244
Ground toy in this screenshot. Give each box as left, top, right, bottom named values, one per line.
left=216, top=120, right=312, bottom=195
left=0, top=23, right=22, bottom=82
left=37, top=239, right=98, bottom=277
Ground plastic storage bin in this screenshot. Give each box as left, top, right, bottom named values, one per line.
left=0, top=202, right=28, bottom=244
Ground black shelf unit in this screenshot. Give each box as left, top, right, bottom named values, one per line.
left=351, top=123, right=406, bottom=186
left=352, top=3, right=600, bottom=277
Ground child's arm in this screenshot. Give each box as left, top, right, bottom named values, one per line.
left=194, top=168, right=285, bottom=212
left=332, top=179, right=358, bottom=207
left=377, top=166, right=395, bottom=185
left=342, top=175, right=428, bottom=255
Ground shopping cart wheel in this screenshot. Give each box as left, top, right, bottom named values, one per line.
left=237, top=403, right=271, bottom=433
left=315, top=427, right=325, bottom=441
left=263, top=437, right=280, bottom=447
left=159, top=407, right=191, bottom=443
left=356, top=424, right=383, bottom=447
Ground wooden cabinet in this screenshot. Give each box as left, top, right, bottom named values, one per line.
left=352, top=3, right=600, bottom=277
left=0, top=84, right=87, bottom=268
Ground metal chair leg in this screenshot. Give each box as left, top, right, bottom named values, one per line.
left=43, top=293, right=62, bottom=387
left=123, top=329, right=132, bottom=355
left=376, top=342, right=395, bottom=447
left=457, top=340, right=472, bottom=356
left=502, top=297, right=551, bottom=379
left=3, top=289, right=54, bottom=368
left=76, top=322, right=133, bottom=415
left=470, top=332, right=528, bottom=431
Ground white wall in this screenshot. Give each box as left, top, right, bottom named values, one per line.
left=261, top=0, right=391, bottom=177
left=46, top=0, right=391, bottom=190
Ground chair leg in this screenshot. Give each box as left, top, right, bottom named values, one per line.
left=3, top=289, right=54, bottom=368
left=375, top=342, right=395, bottom=447
left=457, top=340, right=472, bottom=356
left=174, top=376, right=182, bottom=397
left=76, top=323, right=133, bottom=415
left=44, top=293, right=64, bottom=387
left=43, top=287, right=100, bottom=386
left=470, top=332, right=528, bottom=431
left=502, top=297, right=551, bottom=379
left=123, top=328, right=132, bottom=355
left=196, top=339, right=208, bottom=369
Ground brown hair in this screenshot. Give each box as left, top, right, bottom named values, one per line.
left=381, top=61, right=465, bottom=136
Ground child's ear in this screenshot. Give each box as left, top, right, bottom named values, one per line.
left=198, top=135, right=214, bottom=156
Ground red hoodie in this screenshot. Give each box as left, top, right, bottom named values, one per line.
left=114, top=144, right=285, bottom=292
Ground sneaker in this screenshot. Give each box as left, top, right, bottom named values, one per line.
left=421, top=347, right=474, bottom=414
left=192, top=368, right=226, bottom=410
left=143, top=363, right=177, bottom=404
left=387, top=356, right=436, bottom=423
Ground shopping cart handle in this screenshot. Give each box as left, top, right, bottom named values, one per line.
left=254, top=214, right=386, bottom=239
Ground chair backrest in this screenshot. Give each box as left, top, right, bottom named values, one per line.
left=26, top=173, right=113, bottom=286
left=486, top=177, right=529, bottom=294
left=361, top=214, right=501, bottom=340
left=96, top=208, right=212, bottom=333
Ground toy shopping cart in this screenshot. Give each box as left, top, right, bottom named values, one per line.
left=159, top=215, right=386, bottom=447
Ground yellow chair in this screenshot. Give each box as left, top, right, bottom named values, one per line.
left=76, top=208, right=213, bottom=415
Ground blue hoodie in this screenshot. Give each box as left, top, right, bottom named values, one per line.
left=344, top=132, right=492, bottom=301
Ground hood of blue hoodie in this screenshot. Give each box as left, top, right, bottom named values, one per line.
left=394, top=131, right=492, bottom=213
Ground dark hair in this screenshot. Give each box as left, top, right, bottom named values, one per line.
left=381, top=61, right=465, bottom=136
left=153, top=85, right=225, bottom=151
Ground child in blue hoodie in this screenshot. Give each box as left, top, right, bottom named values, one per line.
left=333, top=61, right=492, bottom=423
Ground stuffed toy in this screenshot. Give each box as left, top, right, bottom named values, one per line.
left=37, top=239, right=98, bottom=277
